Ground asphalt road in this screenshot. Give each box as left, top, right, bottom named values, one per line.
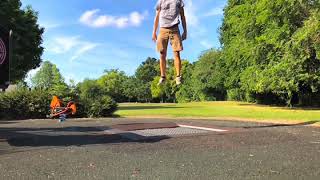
left=0, top=118, right=319, bottom=180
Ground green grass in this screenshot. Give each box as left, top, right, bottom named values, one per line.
left=116, top=101, right=320, bottom=123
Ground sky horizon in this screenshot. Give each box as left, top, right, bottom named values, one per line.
left=21, top=0, right=227, bottom=83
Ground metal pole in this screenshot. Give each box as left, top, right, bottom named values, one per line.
left=8, top=30, right=12, bottom=85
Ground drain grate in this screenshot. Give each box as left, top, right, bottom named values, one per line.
left=129, top=127, right=209, bottom=137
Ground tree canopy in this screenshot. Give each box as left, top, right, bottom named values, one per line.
left=31, top=61, right=68, bottom=96
left=0, top=0, right=44, bottom=82
left=220, top=0, right=320, bottom=105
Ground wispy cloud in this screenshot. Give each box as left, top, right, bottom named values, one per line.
left=39, top=21, right=62, bottom=31
left=184, top=0, right=209, bottom=39
left=47, top=36, right=99, bottom=61
left=200, top=40, right=213, bottom=49
left=79, top=9, right=148, bottom=28
left=70, top=43, right=98, bottom=61
left=203, top=7, right=224, bottom=17
left=184, top=0, right=199, bottom=27
left=49, top=36, right=80, bottom=54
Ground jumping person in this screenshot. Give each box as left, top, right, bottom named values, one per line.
left=152, top=0, right=187, bottom=85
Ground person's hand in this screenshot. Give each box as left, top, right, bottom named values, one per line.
left=182, top=31, right=187, bottom=41
left=152, top=33, right=157, bottom=42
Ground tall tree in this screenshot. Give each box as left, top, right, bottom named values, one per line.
left=0, top=0, right=44, bottom=82
left=220, top=0, right=320, bottom=106
left=31, top=61, right=68, bottom=96
left=97, top=69, right=128, bottom=102
left=175, top=61, right=195, bottom=102
left=191, top=50, right=226, bottom=101
left=135, top=57, right=160, bottom=83
left=78, top=79, right=104, bottom=101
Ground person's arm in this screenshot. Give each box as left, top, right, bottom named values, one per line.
left=152, top=10, right=160, bottom=42
left=180, top=7, right=187, bottom=41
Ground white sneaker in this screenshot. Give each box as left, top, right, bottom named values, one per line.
left=176, top=76, right=182, bottom=85
left=158, top=76, right=166, bottom=85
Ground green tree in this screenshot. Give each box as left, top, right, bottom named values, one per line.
left=76, top=79, right=117, bottom=118
left=0, top=0, right=44, bottom=82
left=77, top=79, right=103, bottom=101
left=97, top=69, right=128, bottom=102
left=191, top=50, right=226, bottom=101
left=175, top=61, right=195, bottom=103
left=220, top=0, right=320, bottom=106
left=151, top=77, right=165, bottom=102
left=31, top=61, right=69, bottom=96
left=122, top=77, right=152, bottom=102
left=135, top=57, right=160, bottom=83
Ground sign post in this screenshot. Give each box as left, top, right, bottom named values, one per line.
left=0, top=26, right=11, bottom=90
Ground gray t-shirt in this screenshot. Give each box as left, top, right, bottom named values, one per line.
left=156, top=0, right=184, bottom=28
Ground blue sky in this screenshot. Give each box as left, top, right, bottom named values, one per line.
left=21, top=0, right=227, bottom=83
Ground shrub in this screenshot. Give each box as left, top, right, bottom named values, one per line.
left=227, top=88, right=246, bottom=101
left=0, top=89, right=51, bottom=119
left=0, top=88, right=118, bottom=120
left=86, top=95, right=118, bottom=117
left=86, top=95, right=118, bottom=118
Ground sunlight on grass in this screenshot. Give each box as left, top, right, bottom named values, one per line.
left=116, top=101, right=320, bottom=122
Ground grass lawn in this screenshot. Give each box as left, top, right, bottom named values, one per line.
left=116, top=101, right=320, bottom=123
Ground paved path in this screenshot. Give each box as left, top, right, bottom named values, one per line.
left=0, top=118, right=319, bottom=180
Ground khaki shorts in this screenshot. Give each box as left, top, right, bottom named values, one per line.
left=157, top=25, right=183, bottom=53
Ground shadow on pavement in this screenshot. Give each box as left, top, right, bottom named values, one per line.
left=243, top=120, right=319, bottom=129
left=0, top=121, right=18, bottom=125
left=0, top=126, right=170, bottom=147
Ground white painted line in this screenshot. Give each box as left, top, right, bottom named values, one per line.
left=310, top=141, right=320, bottom=144
left=178, top=124, right=228, bottom=132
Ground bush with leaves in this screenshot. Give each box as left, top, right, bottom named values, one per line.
left=0, top=89, right=51, bottom=119
left=77, top=79, right=118, bottom=117
left=85, top=95, right=118, bottom=118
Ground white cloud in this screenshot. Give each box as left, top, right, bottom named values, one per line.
left=203, top=7, right=224, bottom=17
left=40, top=22, right=61, bottom=30
left=200, top=40, right=213, bottom=49
left=130, top=11, right=146, bottom=26
left=184, top=0, right=209, bottom=39
left=70, top=42, right=99, bottom=61
left=184, top=0, right=199, bottom=27
left=49, top=36, right=80, bottom=54
left=79, top=9, right=147, bottom=28
left=47, top=36, right=99, bottom=62
left=79, top=9, right=100, bottom=25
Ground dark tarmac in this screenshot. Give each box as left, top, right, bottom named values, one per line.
left=0, top=118, right=319, bottom=180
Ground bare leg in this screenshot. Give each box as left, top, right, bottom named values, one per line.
left=174, top=51, right=182, bottom=77
left=160, top=51, right=167, bottom=77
